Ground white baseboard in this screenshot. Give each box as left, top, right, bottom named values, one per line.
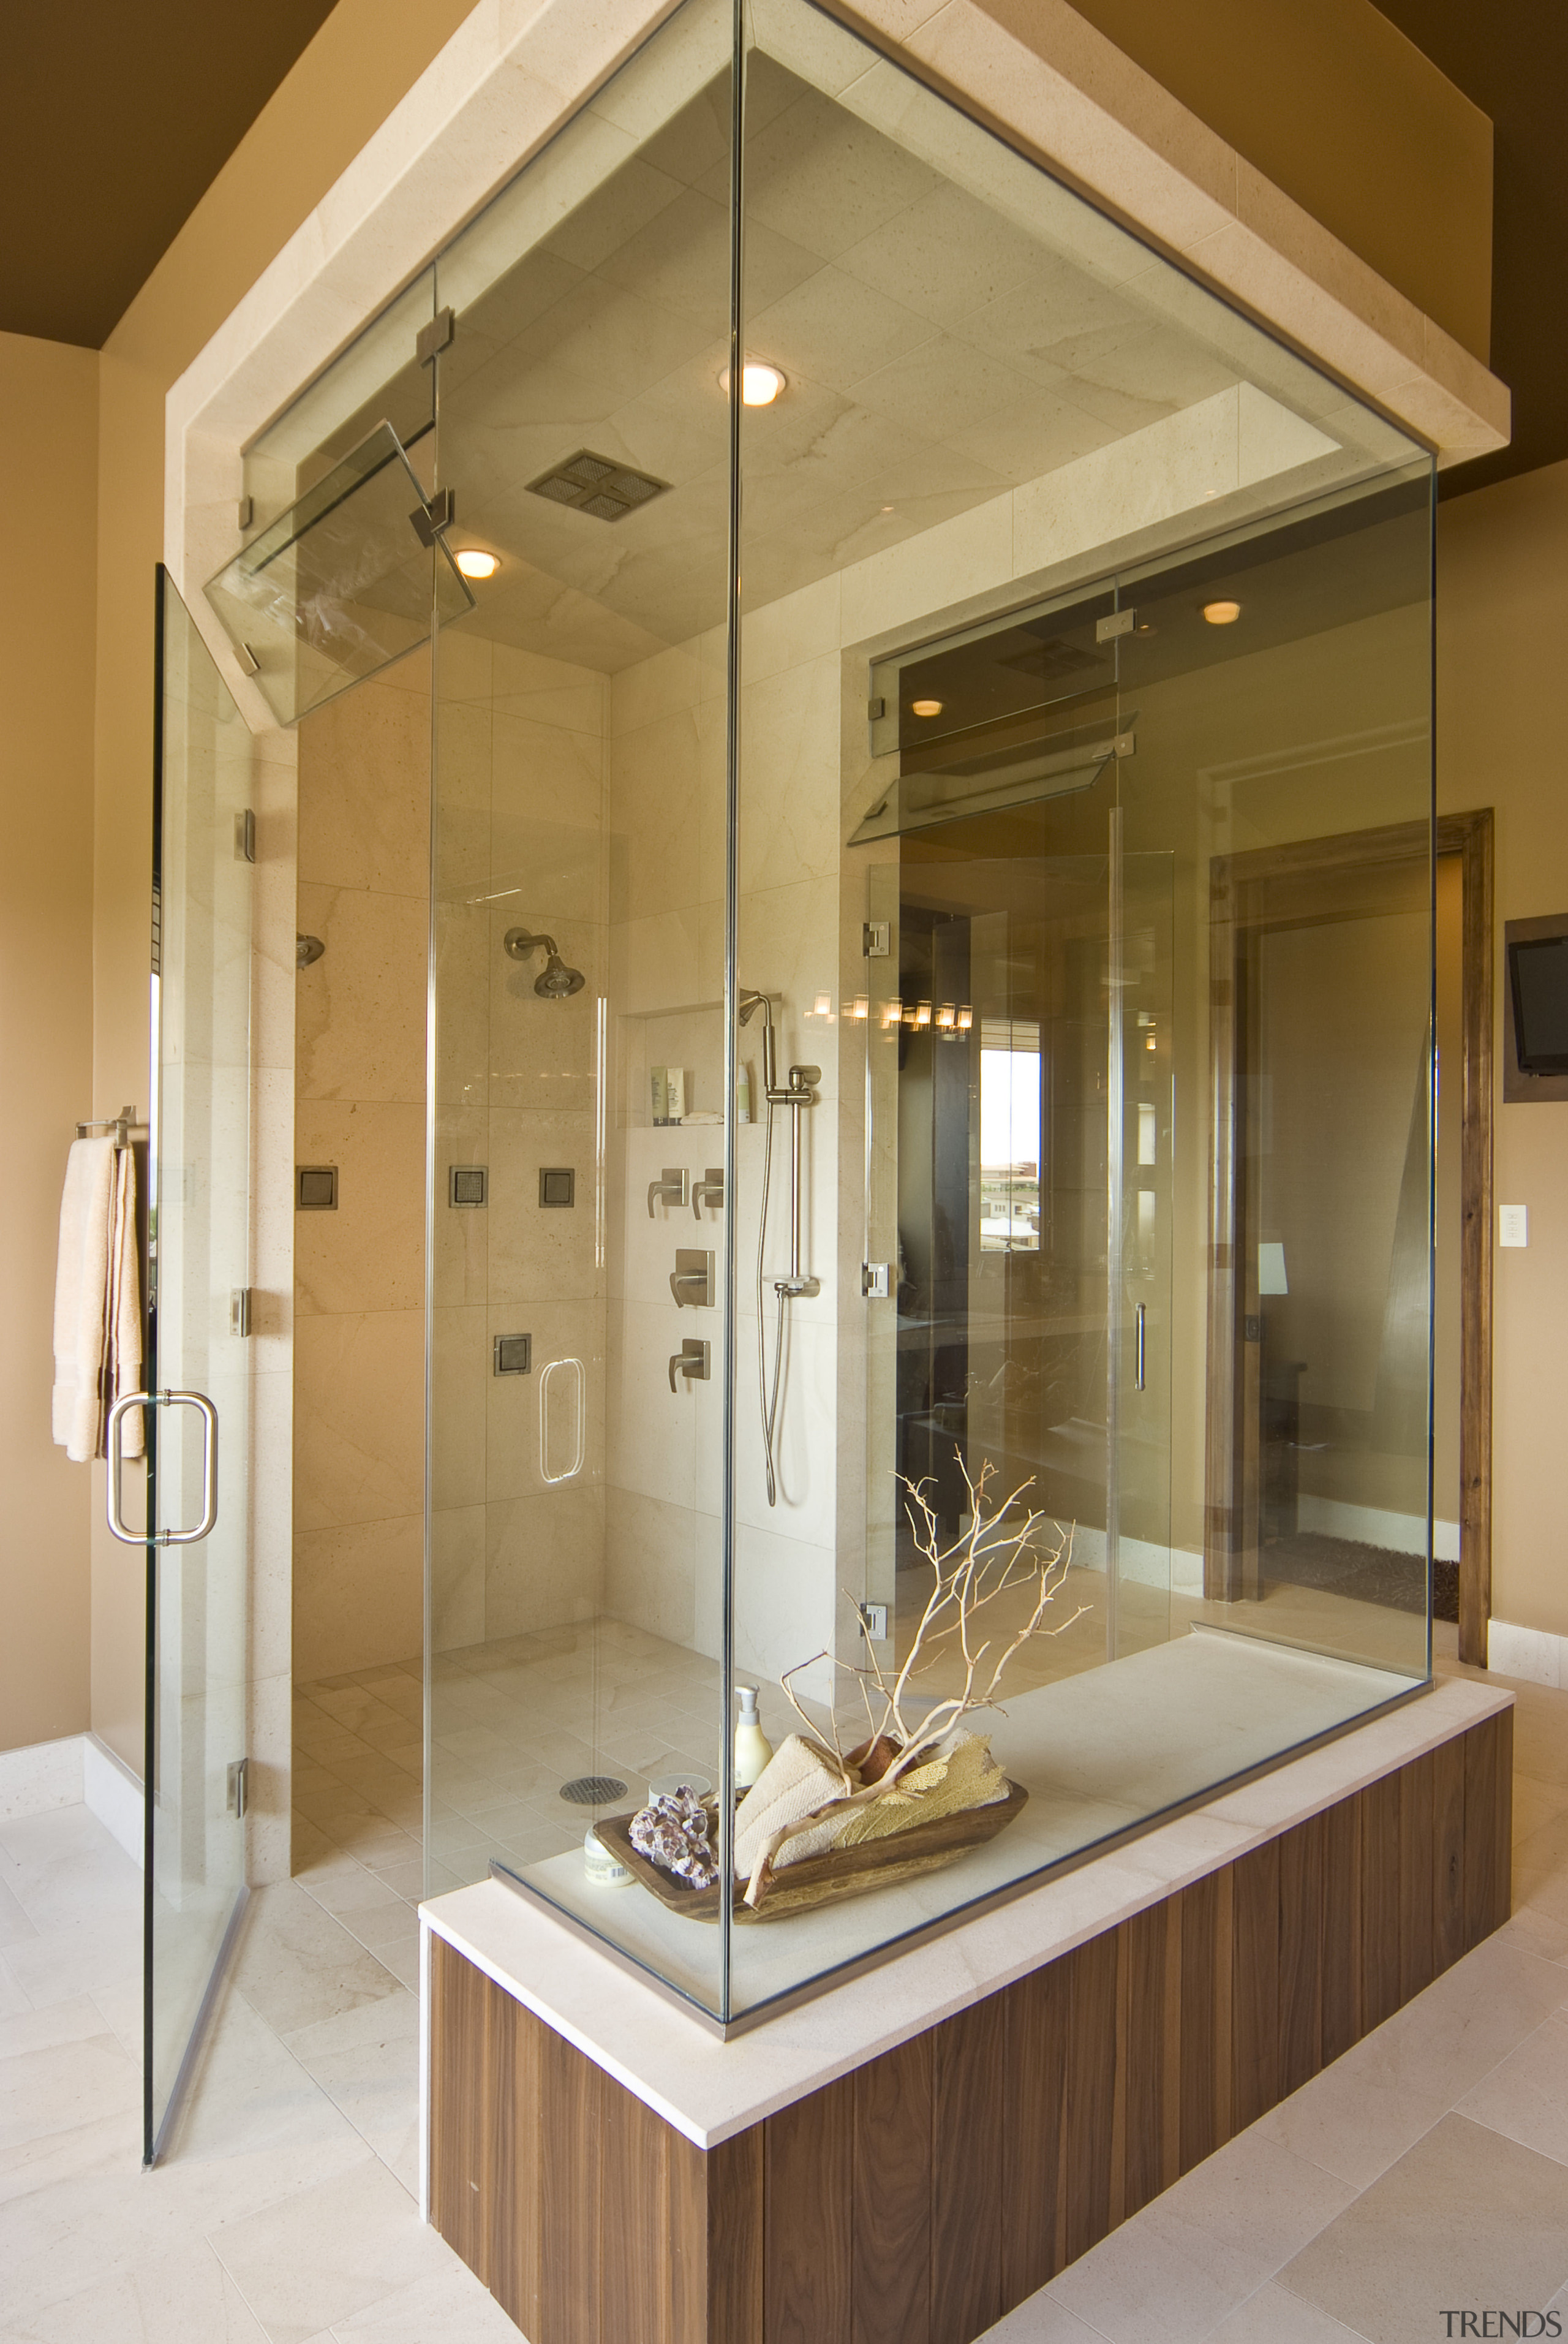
left=1487, top=1619, right=1568, bottom=1688
left=84, top=1736, right=145, bottom=1868
left=0, top=1734, right=84, bottom=1822
left=1298, top=1496, right=1460, bottom=1563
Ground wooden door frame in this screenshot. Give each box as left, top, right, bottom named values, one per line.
left=1205, top=809, right=1493, bottom=1663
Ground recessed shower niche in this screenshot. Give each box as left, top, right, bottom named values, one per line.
left=225, top=0, right=1437, bottom=2027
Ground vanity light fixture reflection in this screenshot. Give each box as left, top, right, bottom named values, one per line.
left=1203, top=599, right=1242, bottom=625
left=454, top=548, right=500, bottom=580
left=911, top=697, right=944, bottom=717
left=718, top=361, right=787, bottom=406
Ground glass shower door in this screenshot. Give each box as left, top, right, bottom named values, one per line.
left=133, top=570, right=255, bottom=2163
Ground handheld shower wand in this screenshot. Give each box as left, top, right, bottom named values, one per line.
left=739, top=991, right=819, bottom=1507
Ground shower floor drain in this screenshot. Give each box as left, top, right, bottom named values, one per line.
left=559, top=1774, right=628, bottom=1807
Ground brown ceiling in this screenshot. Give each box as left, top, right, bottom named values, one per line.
left=0, top=0, right=337, bottom=347
left=1, top=0, right=1561, bottom=499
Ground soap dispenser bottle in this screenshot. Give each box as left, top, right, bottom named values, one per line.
left=734, top=1685, right=773, bottom=1791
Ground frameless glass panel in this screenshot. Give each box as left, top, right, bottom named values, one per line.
left=1117, top=474, right=1435, bottom=1684
left=731, top=0, right=1431, bottom=2019
left=425, top=0, right=736, bottom=2020
left=146, top=570, right=254, bottom=2158
left=206, top=420, right=472, bottom=726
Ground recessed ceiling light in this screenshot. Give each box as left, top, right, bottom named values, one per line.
left=719, top=361, right=787, bottom=406
left=910, top=698, right=944, bottom=718
left=1203, top=599, right=1242, bottom=626
left=454, top=548, right=500, bottom=580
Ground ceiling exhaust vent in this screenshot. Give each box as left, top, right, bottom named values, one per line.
left=527, top=449, right=669, bottom=523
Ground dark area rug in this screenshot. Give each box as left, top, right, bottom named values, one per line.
left=1263, top=1531, right=1443, bottom=1620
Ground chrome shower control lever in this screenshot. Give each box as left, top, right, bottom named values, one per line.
left=668, top=1339, right=710, bottom=1392
left=647, top=1166, right=688, bottom=1217
left=692, top=1167, right=724, bottom=1217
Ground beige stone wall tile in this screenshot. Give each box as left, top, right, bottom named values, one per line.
left=296, top=882, right=428, bottom=1105
left=486, top=1109, right=601, bottom=1307
left=840, top=486, right=1012, bottom=645
left=434, top=900, right=490, bottom=1111
left=293, top=1514, right=425, bottom=1679
left=432, top=1503, right=487, bottom=1652
left=605, top=1485, right=697, bottom=1646
left=485, top=1483, right=606, bottom=1638
left=293, top=1308, right=425, bottom=1532
left=431, top=1304, right=486, bottom=1512
left=294, top=1098, right=426, bottom=1316
left=432, top=1102, right=489, bottom=1306
left=298, top=669, right=432, bottom=898
left=488, top=911, right=601, bottom=1114
left=486, top=1301, right=605, bottom=1503
left=609, top=703, right=703, bottom=924
left=738, top=653, right=842, bottom=893
left=608, top=905, right=705, bottom=1018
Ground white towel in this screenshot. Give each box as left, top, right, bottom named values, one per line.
left=109, top=1147, right=143, bottom=1460
left=52, top=1139, right=143, bottom=1464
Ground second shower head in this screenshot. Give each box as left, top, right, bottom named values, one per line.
left=503, top=928, right=586, bottom=998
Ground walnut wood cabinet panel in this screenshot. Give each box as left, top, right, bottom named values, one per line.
left=428, top=1711, right=1512, bottom=2344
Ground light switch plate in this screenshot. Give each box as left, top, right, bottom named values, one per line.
left=1500, top=1204, right=1528, bottom=1247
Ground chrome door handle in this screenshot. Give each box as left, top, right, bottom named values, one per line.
left=1135, top=1302, right=1147, bottom=1393
left=106, top=1389, right=219, bottom=1547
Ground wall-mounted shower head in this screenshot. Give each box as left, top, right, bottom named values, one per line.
left=503, top=928, right=586, bottom=999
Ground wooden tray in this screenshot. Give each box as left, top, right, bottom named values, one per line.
left=594, top=1781, right=1029, bottom=1923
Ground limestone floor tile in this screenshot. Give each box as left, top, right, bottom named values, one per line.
left=0, top=1874, right=37, bottom=1948
left=281, top=1990, right=421, bottom=2192
left=1277, top=2114, right=1568, bottom=2344
left=206, top=2152, right=456, bottom=2344
left=1253, top=1935, right=1568, bottom=2190
left=228, top=1883, right=404, bottom=2040
left=1044, top=2131, right=1355, bottom=2344
left=170, top=1985, right=354, bottom=2166
left=1453, top=2006, right=1568, bottom=2168
left=328, top=2261, right=538, bottom=2339
left=0, top=1953, right=29, bottom=2018
left=7, top=2236, right=271, bottom=2343
left=979, top=2294, right=1116, bottom=2340
left=1204, top=2282, right=1371, bottom=2340
left=0, top=2028, right=142, bottom=2151
left=2, top=1907, right=143, bottom=2011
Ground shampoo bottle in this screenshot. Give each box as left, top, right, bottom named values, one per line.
left=736, top=1062, right=752, bottom=1124
left=734, top=1685, right=773, bottom=1791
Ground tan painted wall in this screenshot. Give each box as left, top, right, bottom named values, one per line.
left=1437, top=460, right=1568, bottom=1639
left=85, top=0, right=480, bottom=1771
left=0, top=331, right=99, bottom=1753
left=1035, top=0, right=1493, bottom=363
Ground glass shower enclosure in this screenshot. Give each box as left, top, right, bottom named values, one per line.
left=218, top=0, right=1436, bottom=2030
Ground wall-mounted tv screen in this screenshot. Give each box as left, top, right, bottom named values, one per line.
left=1509, top=934, right=1568, bottom=1075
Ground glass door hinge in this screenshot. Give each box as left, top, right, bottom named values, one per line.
left=416, top=306, right=455, bottom=365
left=227, top=1758, right=249, bottom=1819
left=236, top=494, right=254, bottom=532
left=1095, top=608, right=1137, bottom=641
left=862, top=1261, right=891, bottom=1298
left=863, top=921, right=890, bottom=957
left=230, top=1289, right=252, bottom=1337
left=233, top=809, right=255, bottom=863
left=410, top=487, right=455, bottom=546
left=858, top=1601, right=889, bottom=1641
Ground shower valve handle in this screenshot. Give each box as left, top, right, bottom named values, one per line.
left=669, top=1339, right=710, bottom=1392
left=692, top=1167, right=725, bottom=1217
left=647, top=1166, right=689, bottom=1217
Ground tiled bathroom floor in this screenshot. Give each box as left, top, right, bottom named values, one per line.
left=4, top=1630, right=1568, bottom=2341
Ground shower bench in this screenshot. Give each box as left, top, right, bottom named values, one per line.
left=420, top=1674, right=1512, bottom=2344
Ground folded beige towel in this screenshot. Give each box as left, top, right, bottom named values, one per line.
left=733, top=1735, right=847, bottom=1883
left=52, top=1138, right=143, bottom=1464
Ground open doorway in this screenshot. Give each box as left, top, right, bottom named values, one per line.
left=1205, top=810, right=1493, bottom=1666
